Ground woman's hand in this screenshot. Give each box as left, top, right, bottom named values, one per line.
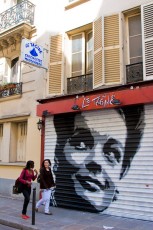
left=34, top=169, right=38, bottom=175
left=26, top=181, right=32, bottom=185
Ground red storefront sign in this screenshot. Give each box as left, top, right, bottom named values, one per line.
left=37, top=83, right=153, bottom=116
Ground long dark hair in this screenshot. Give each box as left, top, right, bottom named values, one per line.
left=41, top=159, right=51, bottom=168
left=24, top=160, right=34, bottom=170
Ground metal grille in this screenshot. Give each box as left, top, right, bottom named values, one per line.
left=0, top=0, right=35, bottom=32
left=126, top=62, right=143, bottom=84
left=45, top=105, right=153, bottom=221
left=0, top=82, right=22, bottom=98
left=67, top=73, right=93, bottom=94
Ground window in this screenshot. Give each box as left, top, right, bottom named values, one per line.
left=16, top=122, right=27, bottom=162
left=0, top=121, right=27, bottom=163
left=86, top=31, right=93, bottom=74
left=65, top=0, right=90, bottom=10
left=128, top=14, right=142, bottom=64
left=70, top=29, right=93, bottom=77
left=11, top=57, right=19, bottom=82
left=0, top=124, right=3, bottom=161
left=0, top=57, right=19, bottom=84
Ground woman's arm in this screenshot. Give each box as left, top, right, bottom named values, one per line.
left=19, top=169, right=27, bottom=184
left=40, top=168, right=48, bottom=188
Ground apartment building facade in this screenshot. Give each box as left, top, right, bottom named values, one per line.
left=36, top=0, right=153, bottom=221
left=0, top=0, right=64, bottom=197
left=0, top=0, right=153, bottom=221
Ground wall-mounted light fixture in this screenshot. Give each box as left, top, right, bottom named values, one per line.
left=71, top=95, right=80, bottom=110
left=71, top=104, right=80, bottom=110
left=111, top=97, right=121, bottom=105
left=37, top=119, right=43, bottom=131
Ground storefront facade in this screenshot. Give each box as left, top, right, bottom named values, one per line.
left=37, top=80, right=153, bottom=221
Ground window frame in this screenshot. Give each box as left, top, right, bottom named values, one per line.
left=128, top=13, right=142, bottom=64
left=0, top=124, right=3, bottom=161
left=124, top=8, right=142, bottom=65
left=70, top=32, right=85, bottom=77
left=0, top=56, right=20, bottom=84
left=65, top=0, right=90, bottom=10
left=68, top=28, right=93, bottom=78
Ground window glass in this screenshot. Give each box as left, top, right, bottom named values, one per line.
left=11, top=57, right=19, bottom=82
left=0, top=124, right=3, bottom=161
left=70, top=28, right=93, bottom=77
left=129, top=15, right=141, bottom=36
left=86, top=31, right=93, bottom=73
left=128, top=14, right=142, bottom=64
left=72, top=34, right=82, bottom=52
left=72, top=34, right=83, bottom=77
left=17, top=122, right=27, bottom=162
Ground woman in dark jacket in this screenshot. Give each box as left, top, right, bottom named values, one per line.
left=36, top=159, right=55, bottom=215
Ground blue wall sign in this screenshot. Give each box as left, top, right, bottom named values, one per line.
left=21, top=39, right=45, bottom=68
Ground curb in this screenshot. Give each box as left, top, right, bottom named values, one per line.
left=0, top=215, right=39, bottom=230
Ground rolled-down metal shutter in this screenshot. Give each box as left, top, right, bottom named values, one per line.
left=44, top=104, right=153, bottom=221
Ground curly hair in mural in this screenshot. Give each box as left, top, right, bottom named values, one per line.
left=53, top=105, right=145, bottom=212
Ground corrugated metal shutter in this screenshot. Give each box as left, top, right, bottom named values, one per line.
left=142, top=2, right=153, bottom=80
left=93, top=17, right=103, bottom=88
left=49, top=35, right=63, bottom=95
left=45, top=104, right=153, bottom=221
left=104, top=14, right=121, bottom=84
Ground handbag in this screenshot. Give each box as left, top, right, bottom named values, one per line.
left=37, top=174, right=40, bottom=183
left=12, top=170, right=26, bottom=194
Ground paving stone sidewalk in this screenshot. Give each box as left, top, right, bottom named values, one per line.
left=0, top=195, right=153, bottom=230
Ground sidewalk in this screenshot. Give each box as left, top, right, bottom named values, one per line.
left=0, top=195, right=153, bottom=230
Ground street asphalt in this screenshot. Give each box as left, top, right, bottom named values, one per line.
left=0, top=194, right=153, bottom=230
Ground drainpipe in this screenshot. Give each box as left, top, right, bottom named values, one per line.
left=40, top=115, right=45, bottom=164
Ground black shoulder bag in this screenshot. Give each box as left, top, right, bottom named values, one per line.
left=13, top=170, right=26, bottom=194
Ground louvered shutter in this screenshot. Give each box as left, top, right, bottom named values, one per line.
left=104, top=14, right=122, bottom=84
left=17, top=122, right=27, bottom=162
left=93, top=17, right=103, bottom=88
left=141, top=2, right=153, bottom=80
left=49, top=35, right=63, bottom=95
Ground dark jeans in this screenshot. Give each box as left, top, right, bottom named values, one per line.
left=22, top=186, right=31, bottom=215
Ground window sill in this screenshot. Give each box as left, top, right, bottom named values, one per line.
left=0, top=162, right=26, bottom=166
left=0, top=94, right=21, bottom=102
left=65, top=0, right=89, bottom=10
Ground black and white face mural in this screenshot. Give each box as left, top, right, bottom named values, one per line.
left=53, top=105, right=144, bottom=212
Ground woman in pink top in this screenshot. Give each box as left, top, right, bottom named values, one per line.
left=19, top=160, right=38, bottom=219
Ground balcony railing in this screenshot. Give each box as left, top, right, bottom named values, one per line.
left=0, top=0, right=35, bottom=33
left=126, top=62, right=143, bottom=84
left=67, top=73, right=93, bottom=94
left=0, top=82, right=22, bottom=99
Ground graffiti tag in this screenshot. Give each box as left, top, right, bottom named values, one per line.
left=82, top=94, right=115, bottom=109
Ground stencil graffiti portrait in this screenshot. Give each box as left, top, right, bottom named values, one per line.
left=52, top=105, right=145, bottom=212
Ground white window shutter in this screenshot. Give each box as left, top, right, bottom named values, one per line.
left=49, top=35, right=63, bottom=95
left=0, top=58, right=9, bottom=83
left=104, top=13, right=122, bottom=85
left=141, top=3, right=153, bottom=80
left=17, top=123, right=27, bottom=162
left=93, top=17, right=103, bottom=88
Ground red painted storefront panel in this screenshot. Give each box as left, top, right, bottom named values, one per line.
left=37, top=84, right=153, bottom=116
